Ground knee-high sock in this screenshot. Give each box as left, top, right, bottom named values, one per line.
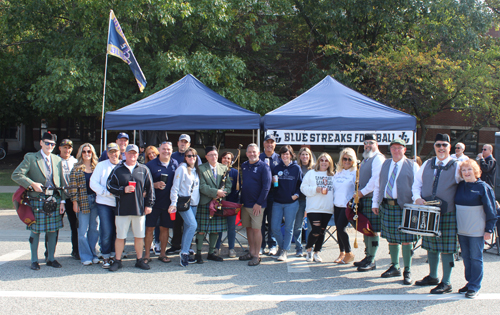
left=29, top=232, right=40, bottom=263
left=208, top=233, right=218, bottom=254
left=389, top=244, right=400, bottom=269
left=363, top=234, right=371, bottom=257
left=46, top=231, right=57, bottom=261
left=402, top=244, right=413, bottom=271
left=441, top=253, right=454, bottom=285
left=196, top=233, right=204, bottom=253
left=368, top=235, right=380, bottom=262
left=427, top=251, right=440, bottom=279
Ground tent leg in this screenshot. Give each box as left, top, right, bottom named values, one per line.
left=133, top=130, right=136, bottom=145
left=257, top=129, right=260, bottom=150
left=104, top=130, right=107, bottom=152
left=414, top=132, right=417, bottom=158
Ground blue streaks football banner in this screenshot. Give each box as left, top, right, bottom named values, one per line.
left=107, top=10, right=147, bottom=92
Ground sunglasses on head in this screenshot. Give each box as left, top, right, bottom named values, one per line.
left=434, top=143, right=449, bottom=148
left=343, top=157, right=352, bottom=162
left=161, top=141, right=172, bottom=146
left=185, top=154, right=196, bottom=158
left=44, top=141, right=56, bottom=147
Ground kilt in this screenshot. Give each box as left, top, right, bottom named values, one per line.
left=422, top=211, right=458, bottom=253
left=359, top=197, right=381, bottom=232
left=196, top=203, right=227, bottom=233
left=27, top=197, right=63, bottom=233
left=380, top=203, right=419, bottom=244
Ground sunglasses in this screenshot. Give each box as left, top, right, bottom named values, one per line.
left=343, top=157, right=352, bottom=162
left=364, top=141, right=376, bottom=145
left=185, top=155, right=196, bottom=158
left=161, top=141, right=173, bottom=146
left=82, top=150, right=92, bottom=154
left=319, top=159, right=329, bottom=163
left=482, top=148, right=488, bottom=151
left=434, top=143, right=449, bottom=148
left=44, top=141, right=56, bottom=147
left=455, top=147, right=462, bottom=149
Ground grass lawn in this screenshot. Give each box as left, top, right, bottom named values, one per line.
left=0, top=193, right=14, bottom=209
left=0, top=168, right=16, bottom=186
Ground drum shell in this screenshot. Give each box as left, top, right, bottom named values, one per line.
left=399, top=203, right=441, bottom=237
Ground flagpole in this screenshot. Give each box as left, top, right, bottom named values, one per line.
left=100, top=10, right=113, bottom=155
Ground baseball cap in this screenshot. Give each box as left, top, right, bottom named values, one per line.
left=264, top=134, right=276, bottom=142
left=107, top=142, right=120, bottom=152
left=179, top=134, right=191, bottom=143
left=117, top=132, right=129, bottom=140
left=60, top=139, right=73, bottom=147
left=126, top=144, right=139, bottom=153
left=390, top=139, right=406, bottom=147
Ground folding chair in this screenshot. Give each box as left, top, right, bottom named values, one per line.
left=484, top=225, right=500, bottom=255
left=323, top=215, right=338, bottom=245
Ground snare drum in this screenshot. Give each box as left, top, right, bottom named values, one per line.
left=398, top=203, right=441, bottom=237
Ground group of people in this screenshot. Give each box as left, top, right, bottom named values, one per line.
left=11, top=131, right=498, bottom=299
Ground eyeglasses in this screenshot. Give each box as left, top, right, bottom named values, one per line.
left=185, top=155, right=196, bottom=158
left=44, top=142, right=56, bottom=147
left=434, top=143, right=449, bottom=148
left=343, top=157, right=352, bottom=162
left=364, top=141, right=376, bottom=145
left=82, top=150, right=92, bottom=154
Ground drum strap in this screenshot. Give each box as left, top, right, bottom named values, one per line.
left=431, top=161, right=443, bottom=199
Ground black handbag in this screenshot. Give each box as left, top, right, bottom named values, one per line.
left=176, top=182, right=195, bottom=212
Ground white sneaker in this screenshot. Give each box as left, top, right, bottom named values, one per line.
left=268, top=246, right=278, bottom=256
left=228, top=249, right=236, bottom=258
left=259, top=248, right=264, bottom=255
left=82, top=261, right=92, bottom=266
left=313, top=252, right=323, bottom=263
left=306, top=250, right=313, bottom=262
left=277, top=250, right=288, bottom=261
left=154, top=243, right=161, bottom=255
left=92, top=257, right=100, bottom=264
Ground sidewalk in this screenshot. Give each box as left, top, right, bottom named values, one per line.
left=0, top=186, right=17, bottom=193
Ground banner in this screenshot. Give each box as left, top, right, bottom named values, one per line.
left=107, top=10, right=147, bottom=92
left=265, top=130, right=414, bottom=145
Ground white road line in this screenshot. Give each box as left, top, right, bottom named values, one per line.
left=287, top=256, right=311, bottom=273
left=0, top=291, right=499, bottom=301
left=0, top=250, right=30, bottom=266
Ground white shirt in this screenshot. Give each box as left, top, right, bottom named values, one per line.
left=59, top=155, right=78, bottom=186
left=359, top=151, right=385, bottom=196
left=451, top=154, right=469, bottom=162
left=90, top=159, right=120, bottom=207
left=332, top=168, right=356, bottom=208
left=210, top=164, right=217, bottom=179
left=300, top=170, right=334, bottom=214
left=124, top=162, right=136, bottom=173
left=411, top=156, right=461, bottom=201
left=372, top=157, right=420, bottom=208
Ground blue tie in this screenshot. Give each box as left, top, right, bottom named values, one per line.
left=385, top=163, right=398, bottom=198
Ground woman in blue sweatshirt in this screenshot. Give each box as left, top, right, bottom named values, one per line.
left=455, top=159, right=497, bottom=299
left=271, top=145, right=303, bottom=262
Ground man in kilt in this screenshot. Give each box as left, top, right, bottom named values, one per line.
left=12, top=132, right=66, bottom=270
left=412, top=133, right=461, bottom=294
left=195, top=146, right=232, bottom=263
left=372, top=139, right=419, bottom=285
left=354, top=134, right=385, bottom=272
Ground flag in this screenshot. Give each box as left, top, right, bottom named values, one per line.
left=107, top=10, right=147, bottom=92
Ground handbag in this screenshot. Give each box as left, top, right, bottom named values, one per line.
left=12, top=186, right=36, bottom=227
left=176, top=182, right=195, bottom=212
left=209, top=199, right=242, bottom=218
left=345, top=199, right=376, bottom=237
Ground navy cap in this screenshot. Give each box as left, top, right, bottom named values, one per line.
left=117, top=132, right=129, bottom=140
left=264, top=134, right=276, bottom=142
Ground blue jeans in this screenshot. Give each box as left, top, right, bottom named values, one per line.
left=271, top=201, right=299, bottom=251
left=96, top=203, right=116, bottom=259
left=261, top=197, right=277, bottom=249
left=179, top=206, right=198, bottom=255
left=78, top=195, right=99, bottom=262
left=458, top=234, right=484, bottom=291
left=293, top=199, right=306, bottom=251
left=217, top=214, right=236, bottom=250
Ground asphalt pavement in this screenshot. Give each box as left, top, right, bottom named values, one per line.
left=1, top=208, right=500, bottom=314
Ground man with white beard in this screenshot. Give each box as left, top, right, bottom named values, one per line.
left=353, top=134, right=385, bottom=272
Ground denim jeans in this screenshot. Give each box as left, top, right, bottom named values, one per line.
left=78, top=195, right=99, bottom=262
left=293, top=199, right=306, bottom=251
left=261, top=197, right=277, bottom=249
left=458, top=234, right=484, bottom=291
left=179, top=206, right=198, bottom=255
left=217, top=214, right=236, bottom=250
left=96, top=203, right=116, bottom=259
left=271, top=201, right=299, bottom=251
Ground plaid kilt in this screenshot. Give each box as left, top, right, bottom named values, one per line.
left=359, top=197, right=381, bottom=232
left=196, top=203, right=227, bottom=233
left=27, top=196, right=63, bottom=233
left=422, top=211, right=458, bottom=253
left=380, top=203, right=419, bottom=244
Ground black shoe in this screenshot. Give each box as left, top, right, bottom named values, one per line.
left=207, top=253, right=224, bottom=262
left=135, top=258, right=151, bottom=270
left=109, top=259, right=122, bottom=272
left=381, top=264, right=401, bottom=278
left=430, top=282, right=452, bottom=294
left=403, top=270, right=412, bottom=285
left=357, top=262, right=376, bottom=272
left=458, top=285, right=469, bottom=293
left=30, top=262, right=40, bottom=270
left=194, top=253, right=204, bottom=264
left=354, top=256, right=370, bottom=267
left=465, top=290, right=478, bottom=299
left=71, top=251, right=80, bottom=260
left=166, top=246, right=181, bottom=254
left=46, top=260, right=62, bottom=268
left=415, top=275, right=440, bottom=286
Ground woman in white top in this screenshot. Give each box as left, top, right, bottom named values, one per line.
left=331, top=147, right=357, bottom=264
left=169, top=147, right=200, bottom=267
left=300, top=153, right=335, bottom=263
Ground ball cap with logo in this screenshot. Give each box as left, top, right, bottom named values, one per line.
left=126, top=144, right=139, bottom=153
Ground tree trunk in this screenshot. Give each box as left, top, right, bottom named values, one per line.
left=417, top=120, right=427, bottom=157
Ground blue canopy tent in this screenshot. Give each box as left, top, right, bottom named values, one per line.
left=262, top=75, right=417, bottom=149
left=103, top=74, right=262, bottom=147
